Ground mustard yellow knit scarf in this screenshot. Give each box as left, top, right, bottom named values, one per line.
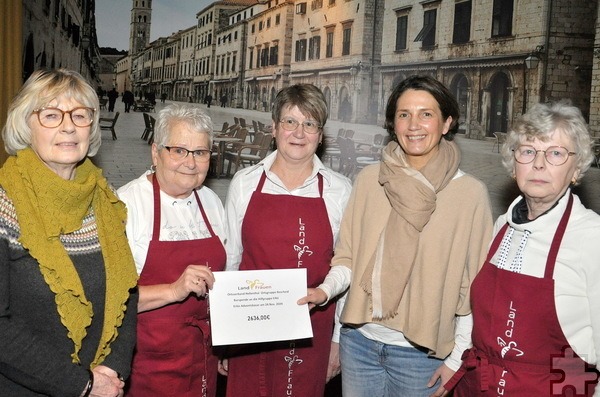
left=0, top=148, right=138, bottom=366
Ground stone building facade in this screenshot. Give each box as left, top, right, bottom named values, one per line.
left=175, top=26, right=197, bottom=102
left=21, top=0, right=101, bottom=83
left=120, top=0, right=599, bottom=137
left=589, top=3, right=600, bottom=137
left=381, top=0, right=596, bottom=138
left=244, top=0, right=294, bottom=112
left=115, top=55, right=132, bottom=93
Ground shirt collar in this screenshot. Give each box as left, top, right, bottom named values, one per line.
left=242, top=150, right=333, bottom=189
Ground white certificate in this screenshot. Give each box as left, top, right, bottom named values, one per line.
left=209, top=268, right=313, bottom=346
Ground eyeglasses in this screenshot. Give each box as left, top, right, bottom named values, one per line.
left=163, top=146, right=212, bottom=162
left=279, top=117, right=321, bottom=134
left=33, top=107, right=95, bottom=128
left=513, top=145, right=576, bottom=166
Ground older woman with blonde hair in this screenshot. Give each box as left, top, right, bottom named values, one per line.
left=118, top=103, right=226, bottom=397
left=449, top=101, right=600, bottom=396
left=0, top=68, right=138, bottom=397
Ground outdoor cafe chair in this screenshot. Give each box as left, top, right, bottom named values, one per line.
left=99, top=112, right=120, bottom=140
left=224, top=132, right=273, bottom=176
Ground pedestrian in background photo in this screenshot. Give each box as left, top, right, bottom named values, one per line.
left=0, top=68, right=138, bottom=397
left=299, top=75, right=494, bottom=397
left=205, top=93, right=213, bottom=108
left=107, top=87, right=119, bottom=112
left=122, top=89, right=135, bottom=113
left=221, top=84, right=353, bottom=396
left=447, top=101, right=600, bottom=396
left=118, top=103, right=226, bottom=397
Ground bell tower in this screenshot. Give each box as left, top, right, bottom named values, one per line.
left=129, top=0, right=152, bottom=55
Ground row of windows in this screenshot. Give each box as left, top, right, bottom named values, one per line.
left=294, top=25, right=351, bottom=62
left=218, top=31, right=238, bottom=45
left=152, top=46, right=177, bottom=61
left=229, top=7, right=255, bottom=24
left=198, top=11, right=213, bottom=28
left=197, top=33, right=213, bottom=49
left=395, top=0, right=512, bottom=52
left=251, top=14, right=281, bottom=34
left=215, top=53, right=238, bottom=75
left=41, top=0, right=81, bottom=47
left=248, top=45, right=279, bottom=69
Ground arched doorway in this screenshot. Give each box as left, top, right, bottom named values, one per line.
left=338, top=86, right=351, bottom=122
left=322, top=86, right=331, bottom=114
left=489, top=73, right=510, bottom=136
left=450, top=74, right=470, bottom=135
left=270, top=87, right=277, bottom=110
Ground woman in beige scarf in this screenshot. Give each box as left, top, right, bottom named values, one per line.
left=299, top=75, right=493, bottom=396
left=0, top=69, right=138, bottom=397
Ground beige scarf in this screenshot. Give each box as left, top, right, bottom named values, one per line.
left=0, top=148, right=138, bottom=366
left=359, top=139, right=460, bottom=319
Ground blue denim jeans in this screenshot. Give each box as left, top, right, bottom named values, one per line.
left=339, top=326, right=443, bottom=397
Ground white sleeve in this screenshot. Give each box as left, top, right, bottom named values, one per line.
left=224, top=173, right=253, bottom=271
left=331, top=290, right=347, bottom=343
left=317, top=265, right=351, bottom=304
left=444, top=314, right=473, bottom=371
left=315, top=265, right=351, bottom=344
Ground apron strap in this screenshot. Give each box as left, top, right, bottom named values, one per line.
left=193, top=189, right=217, bottom=238
left=486, top=223, right=510, bottom=262
left=152, top=174, right=218, bottom=240
left=544, top=192, right=573, bottom=279
left=151, top=173, right=162, bottom=240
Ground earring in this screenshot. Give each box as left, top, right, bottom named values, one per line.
left=150, top=164, right=156, bottom=172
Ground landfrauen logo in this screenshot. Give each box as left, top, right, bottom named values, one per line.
left=237, top=279, right=272, bottom=290
left=295, top=218, right=313, bottom=267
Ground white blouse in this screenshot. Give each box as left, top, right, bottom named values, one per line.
left=491, top=190, right=600, bottom=371
left=117, top=172, right=227, bottom=275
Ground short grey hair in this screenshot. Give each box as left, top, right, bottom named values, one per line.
left=153, top=103, right=214, bottom=148
left=2, top=68, right=101, bottom=156
left=501, top=100, right=594, bottom=184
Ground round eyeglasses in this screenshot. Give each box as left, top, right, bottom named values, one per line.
left=279, top=117, right=321, bottom=134
left=33, top=107, right=95, bottom=128
left=513, top=145, right=576, bottom=166
left=163, top=146, right=212, bottom=162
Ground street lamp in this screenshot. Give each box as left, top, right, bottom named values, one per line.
left=524, top=45, right=544, bottom=70
left=524, top=54, right=539, bottom=70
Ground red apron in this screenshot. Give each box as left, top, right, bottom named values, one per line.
left=449, top=193, right=598, bottom=396
left=128, top=175, right=226, bottom=397
left=225, top=172, right=335, bottom=397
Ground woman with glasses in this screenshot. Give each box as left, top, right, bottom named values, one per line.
left=221, top=84, right=352, bottom=396
left=447, top=101, right=600, bottom=396
left=117, top=103, right=226, bottom=397
left=0, top=68, right=138, bottom=397
left=299, top=75, right=494, bottom=396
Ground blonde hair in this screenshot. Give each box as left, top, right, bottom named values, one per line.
left=2, top=69, right=101, bottom=156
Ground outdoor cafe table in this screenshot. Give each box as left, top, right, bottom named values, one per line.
left=213, top=136, right=242, bottom=178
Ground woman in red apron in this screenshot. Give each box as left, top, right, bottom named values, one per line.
left=222, top=84, right=352, bottom=396
left=447, top=102, right=599, bottom=396
left=118, top=104, right=227, bottom=397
